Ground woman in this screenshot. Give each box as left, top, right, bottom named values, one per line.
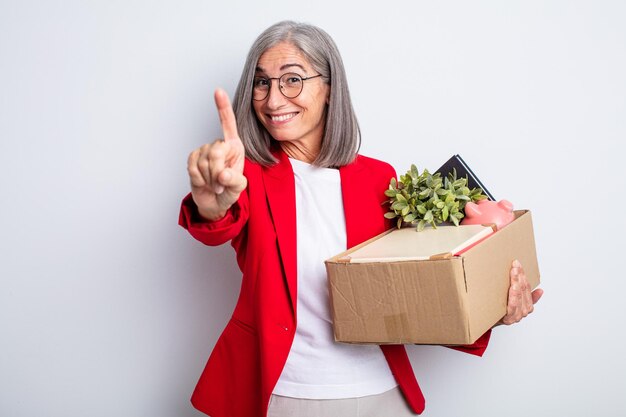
left=180, top=21, right=542, bottom=417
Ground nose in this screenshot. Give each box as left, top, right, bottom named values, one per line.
left=266, top=80, right=288, bottom=109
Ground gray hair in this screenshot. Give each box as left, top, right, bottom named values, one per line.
left=232, top=21, right=361, bottom=168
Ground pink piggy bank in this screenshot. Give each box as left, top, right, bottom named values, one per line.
left=461, top=199, right=515, bottom=230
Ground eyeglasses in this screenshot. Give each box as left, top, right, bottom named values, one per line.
left=252, top=72, right=323, bottom=101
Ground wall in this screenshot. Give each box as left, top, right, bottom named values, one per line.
left=1, top=1, right=624, bottom=416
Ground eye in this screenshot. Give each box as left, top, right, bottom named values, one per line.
left=253, top=77, right=270, bottom=88
left=283, top=75, right=302, bottom=86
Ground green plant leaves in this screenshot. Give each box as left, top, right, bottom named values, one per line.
left=418, top=188, right=431, bottom=198
left=442, top=205, right=449, bottom=221
left=403, top=213, right=416, bottom=222
left=383, top=165, right=488, bottom=231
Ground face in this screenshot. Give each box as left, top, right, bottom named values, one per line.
left=252, top=42, right=330, bottom=153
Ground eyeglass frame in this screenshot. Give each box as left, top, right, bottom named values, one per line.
left=252, top=72, right=324, bottom=101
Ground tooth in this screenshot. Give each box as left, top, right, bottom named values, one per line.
left=272, top=113, right=295, bottom=122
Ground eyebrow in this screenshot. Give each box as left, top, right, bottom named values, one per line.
left=255, top=63, right=307, bottom=73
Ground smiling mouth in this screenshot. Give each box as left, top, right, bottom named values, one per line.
left=269, top=112, right=298, bottom=123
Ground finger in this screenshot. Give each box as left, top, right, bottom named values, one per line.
left=215, top=89, right=240, bottom=141
left=506, top=288, right=521, bottom=319
left=208, top=140, right=229, bottom=194
left=511, top=260, right=532, bottom=312
left=531, top=288, right=544, bottom=305
left=505, top=266, right=523, bottom=322
left=187, top=149, right=206, bottom=188
left=218, top=167, right=248, bottom=194
left=517, top=265, right=534, bottom=314
left=197, top=144, right=213, bottom=185
left=523, top=290, right=534, bottom=316
left=224, top=134, right=246, bottom=175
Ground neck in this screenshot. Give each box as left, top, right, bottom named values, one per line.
left=279, top=141, right=320, bottom=164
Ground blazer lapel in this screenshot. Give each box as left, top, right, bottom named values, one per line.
left=340, top=156, right=366, bottom=249
left=262, top=149, right=298, bottom=316
left=262, top=152, right=373, bottom=317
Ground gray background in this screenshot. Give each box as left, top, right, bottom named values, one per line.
left=1, top=1, right=624, bottom=416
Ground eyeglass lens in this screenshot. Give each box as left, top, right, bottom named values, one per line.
left=253, top=73, right=303, bottom=100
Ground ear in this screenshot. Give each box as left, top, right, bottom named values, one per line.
left=498, top=199, right=514, bottom=212
left=464, top=202, right=480, bottom=217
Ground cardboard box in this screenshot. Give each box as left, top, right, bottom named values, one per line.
left=325, top=210, right=540, bottom=345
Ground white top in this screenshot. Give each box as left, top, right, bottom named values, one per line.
left=272, top=158, right=397, bottom=399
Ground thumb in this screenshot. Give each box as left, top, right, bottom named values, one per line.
left=531, top=288, right=544, bottom=305
left=218, top=167, right=247, bottom=194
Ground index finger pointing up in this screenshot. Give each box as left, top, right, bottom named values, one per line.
left=214, top=88, right=240, bottom=141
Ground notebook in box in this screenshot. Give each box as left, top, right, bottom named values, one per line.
left=436, top=154, right=495, bottom=201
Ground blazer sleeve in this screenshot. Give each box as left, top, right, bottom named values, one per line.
left=446, top=329, right=492, bottom=356
left=178, top=190, right=249, bottom=246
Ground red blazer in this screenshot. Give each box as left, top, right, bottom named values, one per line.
left=179, top=149, right=491, bottom=417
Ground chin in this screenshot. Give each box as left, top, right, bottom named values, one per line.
left=266, top=130, right=296, bottom=143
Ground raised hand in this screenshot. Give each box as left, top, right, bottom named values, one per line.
left=187, top=89, right=247, bottom=221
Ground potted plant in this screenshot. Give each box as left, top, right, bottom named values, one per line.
left=384, top=165, right=488, bottom=231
